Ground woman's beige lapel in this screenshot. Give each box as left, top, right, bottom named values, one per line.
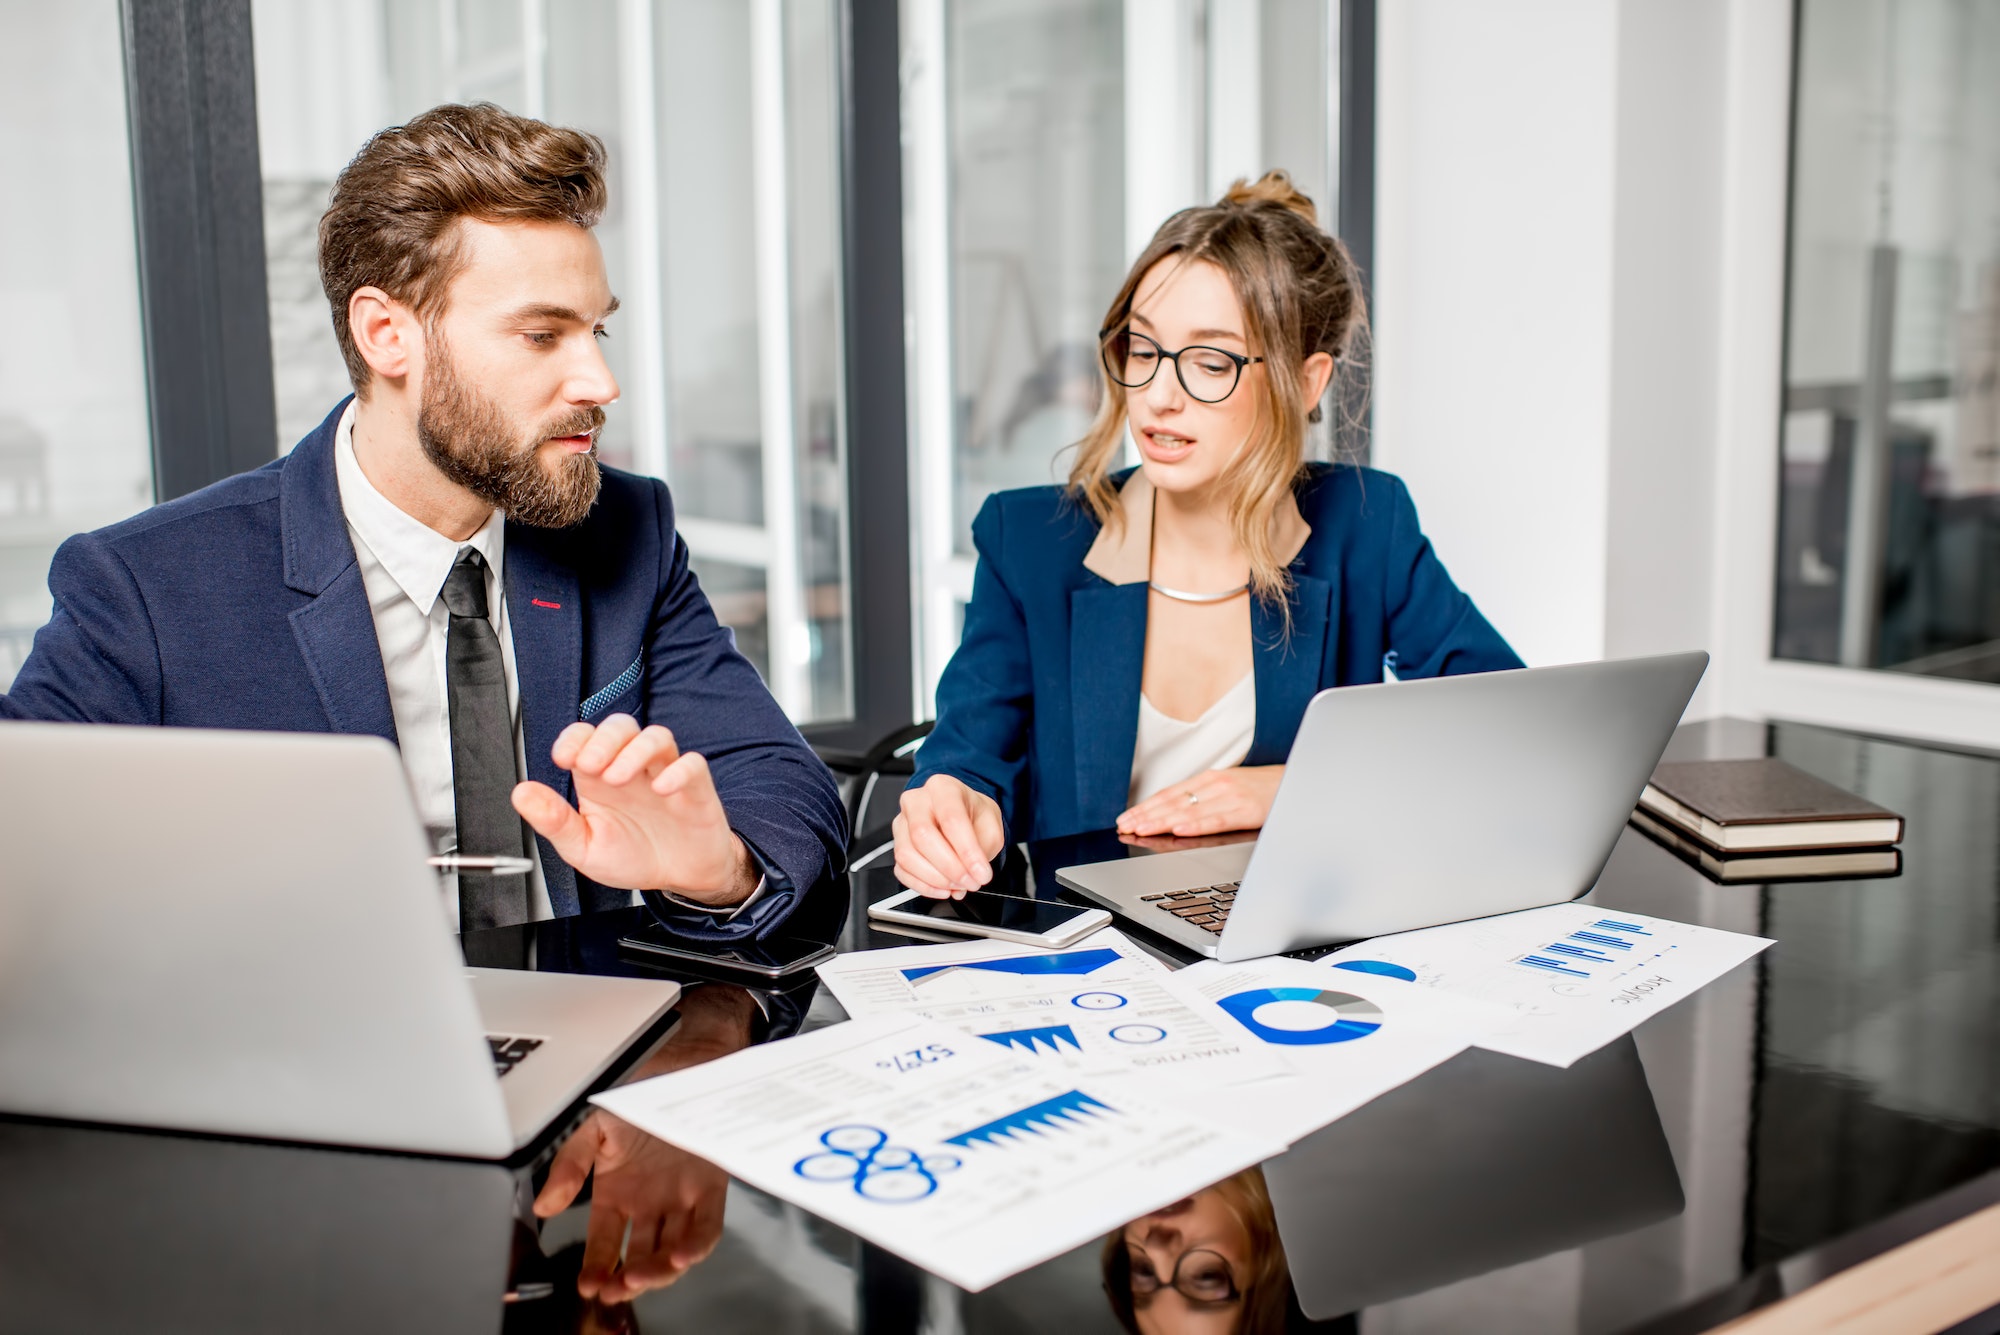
left=1081, top=469, right=1312, bottom=586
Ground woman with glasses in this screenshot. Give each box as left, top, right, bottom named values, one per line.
left=1101, top=1170, right=1343, bottom=1334
left=894, top=172, right=1520, bottom=899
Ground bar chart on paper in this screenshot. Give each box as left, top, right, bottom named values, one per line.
left=1516, top=917, right=1666, bottom=980
left=1320, top=903, right=1772, bottom=1067
left=815, top=930, right=1288, bottom=1087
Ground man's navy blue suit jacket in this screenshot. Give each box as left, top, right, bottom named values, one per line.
left=0, top=399, right=846, bottom=940
left=911, top=464, right=1525, bottom=842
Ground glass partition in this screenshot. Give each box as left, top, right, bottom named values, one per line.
left=1774, top=0, right=2000, bottom=683
left=0, top=1, right=155, bottom=690
left=251, top=0, right=853, bottom=724
left=945, top=0, right=1127, bottom=554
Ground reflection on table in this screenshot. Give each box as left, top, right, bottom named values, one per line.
left=1095, top=1037, right=1682, bottom=1335
left=1107, top=1170, right=1334, bottom=1335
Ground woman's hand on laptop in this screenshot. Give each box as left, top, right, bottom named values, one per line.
left=893, top=774, right=1006, bottom=899
left=512, top=715, right=759, bottom=905
left=1116, top=765, right=1285, bottom=839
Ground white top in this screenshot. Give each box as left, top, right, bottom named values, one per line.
left=1128, top=670, right=1257, bottom=805
left=332, top=403, right=556, bottom=929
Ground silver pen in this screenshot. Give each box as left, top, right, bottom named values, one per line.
left=428, top=855, right=537, bottom=875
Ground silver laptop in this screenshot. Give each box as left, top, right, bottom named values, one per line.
left=0, top=722, right=679, bottom=1159
left=1056, top=652, right=1708, bottom=961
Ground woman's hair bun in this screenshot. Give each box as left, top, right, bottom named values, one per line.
left=1221, top=169, right=1318, bottom=226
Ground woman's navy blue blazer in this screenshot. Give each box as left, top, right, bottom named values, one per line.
left=911, top=463, right=1524, bottom=842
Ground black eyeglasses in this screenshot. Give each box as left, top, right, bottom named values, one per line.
left=1100, top=329, right=1263, bottom=404
left=1127, top=1247, right=1241, bottom=1307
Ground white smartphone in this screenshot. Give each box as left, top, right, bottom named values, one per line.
left=867, top=889, right=1111, bottom=948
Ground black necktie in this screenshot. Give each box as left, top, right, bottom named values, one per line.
left=441, top=548, right=531, bottom=934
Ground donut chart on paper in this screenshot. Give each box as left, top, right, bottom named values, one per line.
left=1216, top=987, right=1384, bottom=1045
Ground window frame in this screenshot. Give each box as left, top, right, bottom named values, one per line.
left=122, top=0, right=280, bottom=503
left=114, top=0, right=1374, bottom=756
left=1709, top=0, right=2000, bottom=751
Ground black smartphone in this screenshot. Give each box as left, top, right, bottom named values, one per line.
left=618, top=926, right=838, bottom=980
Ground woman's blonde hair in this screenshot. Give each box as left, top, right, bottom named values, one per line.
left=1068, top=170, right=1369, bottom=606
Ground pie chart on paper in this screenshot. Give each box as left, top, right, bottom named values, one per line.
left=1216, top=987, right=1384, bottom=1045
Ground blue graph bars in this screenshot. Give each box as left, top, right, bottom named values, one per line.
left=978, top=1024, right=1084, bottom=1055
left=943, top=1089, right=1115, bottom=1149
left=1514, top=917, right=1654, bottom=979
left=1542, top=942, right=1616, bottom=963
left=1519, top=954, right=1593, bottom=977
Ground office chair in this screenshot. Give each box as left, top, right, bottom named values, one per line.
left=843, top=721, right=933, bottom=872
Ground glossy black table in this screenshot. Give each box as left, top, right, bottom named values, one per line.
left=3, top=719, right=1996, bottom=1334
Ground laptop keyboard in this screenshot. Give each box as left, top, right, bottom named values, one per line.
left=1139, top=882, right=1241, bottom=934
left=487, top=1034, right=545, bottom=1078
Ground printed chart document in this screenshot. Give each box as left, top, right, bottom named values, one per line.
left=592, top=1013, right=1285, bottom=1292
left=1320, top=903, right=1774, bottom=1067
left=812, top=927, right=1168, bottom=1011
left=1162, top=956, right=1499, bottom=1145
left=816, top=929, right=1288, bottom=1087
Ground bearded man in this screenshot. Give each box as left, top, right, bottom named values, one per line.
left=0, top=104, right=844, bottom=948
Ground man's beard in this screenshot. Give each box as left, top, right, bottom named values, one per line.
left=416, top=338, right=604, bottom=529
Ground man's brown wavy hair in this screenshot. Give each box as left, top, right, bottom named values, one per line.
left=317, top=102, right=608, bottom=395
left=1070, top=170, right=1370, bottom=609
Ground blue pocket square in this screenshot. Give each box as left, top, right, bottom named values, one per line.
left=580, top=654, right=644, bottom=722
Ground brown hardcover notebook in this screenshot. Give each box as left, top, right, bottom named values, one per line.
left=1637, top=758, right=1904, bottom=853
left=1628, top=808, right=1903, bottom=882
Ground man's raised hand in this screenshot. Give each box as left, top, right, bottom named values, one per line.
left=512, top=715, right=759, bottom=904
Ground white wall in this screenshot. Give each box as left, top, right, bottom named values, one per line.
left=1375, top=0, right=1740, bottom=696
left=1373, top=0, right=1620, bottom=671
left=1603, top=0, right=1728, bottom=705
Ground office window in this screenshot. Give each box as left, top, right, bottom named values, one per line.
left=0, top=2, right=154, bottom=690
left=943, top=0, right=1126, bottom=558
left=251, top=0, right=853, bottom=724
left=1774, top=0, right=2000, bottom=683
left=904, top=0, right=1343, bottom=705
left=907, top=0, right=1126, bottom=705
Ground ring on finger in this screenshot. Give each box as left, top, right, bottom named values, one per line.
left=1186, top=791, right=1201, bottom=805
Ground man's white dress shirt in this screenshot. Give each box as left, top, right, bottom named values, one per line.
left=333, top=403, right=565, bottom=929
left=332, top=402, right=760, bottom=929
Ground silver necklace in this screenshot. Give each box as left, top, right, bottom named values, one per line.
left=1148, top=580, right=1249, bottom=604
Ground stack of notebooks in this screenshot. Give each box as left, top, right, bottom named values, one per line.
left=1631, top=758, right=1904, bottom=883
